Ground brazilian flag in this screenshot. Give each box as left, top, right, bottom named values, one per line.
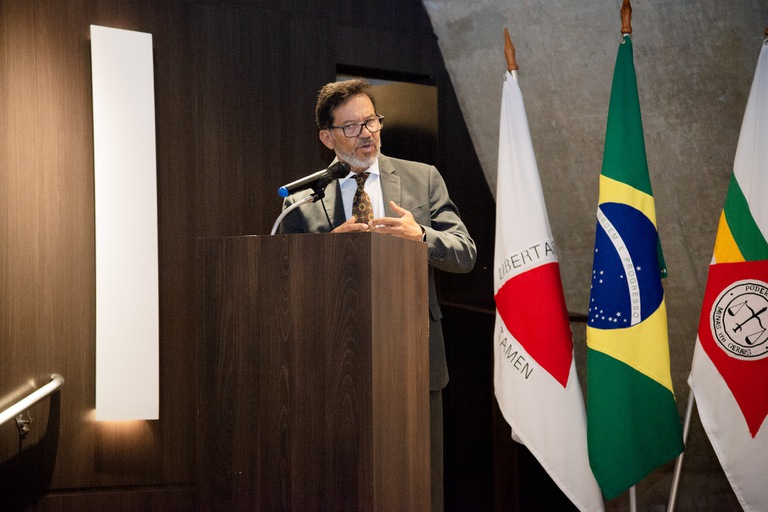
left=586, top=34, right=684, bottom=500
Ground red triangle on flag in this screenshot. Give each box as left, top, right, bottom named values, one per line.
left=494, top=262, right=573, bottom=387
left=698, top=260, right=768, bottom=437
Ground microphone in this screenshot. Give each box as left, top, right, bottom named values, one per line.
left=277, top=161, right=350, bottom=198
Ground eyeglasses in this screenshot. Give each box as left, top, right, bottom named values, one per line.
left=330, top=115, right=384, bottom=138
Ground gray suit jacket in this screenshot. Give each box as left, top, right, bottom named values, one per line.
left=281, top=155, right=476, bottom=390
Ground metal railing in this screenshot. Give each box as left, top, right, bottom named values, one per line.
left=0, top=374, right=65, bottom=430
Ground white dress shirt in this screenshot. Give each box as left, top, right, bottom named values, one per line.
left=338, top=158, right=385, bottom=221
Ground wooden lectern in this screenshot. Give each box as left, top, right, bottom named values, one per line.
left=197, top=233, right=430, bottom=511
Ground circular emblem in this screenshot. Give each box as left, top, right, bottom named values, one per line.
left=711, top=280, right=768, bottom=360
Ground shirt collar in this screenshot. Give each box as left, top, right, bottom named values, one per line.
left=338, top=158, right=380, bottom=185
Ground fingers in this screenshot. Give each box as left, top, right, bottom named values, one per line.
left=331, top=215, right=371, bottom=233
left=373, top=201, right=412, bottom=224
left=331, top=203, right=420, bottom=241
left=389, top=201, right=407, bottom=217
left=371, top=203, right=422, bottom=241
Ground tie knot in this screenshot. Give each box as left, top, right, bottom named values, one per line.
left=354, top=172, right=369, bottom=190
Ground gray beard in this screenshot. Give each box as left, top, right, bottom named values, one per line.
left=335, top=138, right=381, bottom=170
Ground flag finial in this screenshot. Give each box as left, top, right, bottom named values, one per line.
left=504, top=28, right=519, bottom=72
left=621, top=0, right=632, bottom=36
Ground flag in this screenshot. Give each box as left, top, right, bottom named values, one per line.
left=585, top=34, right=684, bottom=499
left=688, top=37, right=768, bottom=512
left=494, top=69, right=604, bottom=512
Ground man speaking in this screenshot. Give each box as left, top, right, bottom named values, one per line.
left=281, top=79, right=476, bottom=511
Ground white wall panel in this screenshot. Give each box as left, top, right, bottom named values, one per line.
left=91, top=25, right=158, bottom=421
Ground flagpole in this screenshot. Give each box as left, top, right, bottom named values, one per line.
left=621, top=7, right=637, bottom=512
left=620, top=0, right=632, bottom=36
left=667, top=389, right=696, bottom=512
left=620, top=5, right=635, bottom=512
left=504, top=27, right=518, bottom=80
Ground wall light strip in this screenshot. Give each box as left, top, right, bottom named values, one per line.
left=91, top=25, right=159, bottom=421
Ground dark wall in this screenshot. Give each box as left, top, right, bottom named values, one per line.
left=0, top=0, right=500, bottom=510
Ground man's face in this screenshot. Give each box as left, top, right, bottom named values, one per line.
left=319, top=94, right=381, bottom=173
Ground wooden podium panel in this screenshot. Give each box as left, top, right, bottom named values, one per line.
left=197, top=233, right=429, bottom=511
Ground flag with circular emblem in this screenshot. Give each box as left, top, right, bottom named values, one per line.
left=689, top=37, right=768, bottom=512
left=585, top=34, right=683, bottom=500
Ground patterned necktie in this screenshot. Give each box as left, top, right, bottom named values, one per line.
left=352, top=172, right=374, bottom=223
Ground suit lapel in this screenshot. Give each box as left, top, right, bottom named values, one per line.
left=323, top=181, right=346, bottom=230
left=378, top=156, right=401, bottom=217
left=324, top=156, right=399, bottom=225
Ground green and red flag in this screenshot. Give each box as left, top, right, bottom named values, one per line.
left=689, top=36, right=768, bottom=512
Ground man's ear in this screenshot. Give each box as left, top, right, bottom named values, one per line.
left=319, top=129, right=334, bottom=150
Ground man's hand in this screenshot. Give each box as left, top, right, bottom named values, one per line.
left=370, top=201, right=424, bottom=241
left=331, top=215, right=370, bottom=233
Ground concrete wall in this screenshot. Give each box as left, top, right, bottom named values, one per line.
left=423, top=1, right=767, bottom=511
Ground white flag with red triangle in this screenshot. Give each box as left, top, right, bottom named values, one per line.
left=493, top=70, right=604, bottom=512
